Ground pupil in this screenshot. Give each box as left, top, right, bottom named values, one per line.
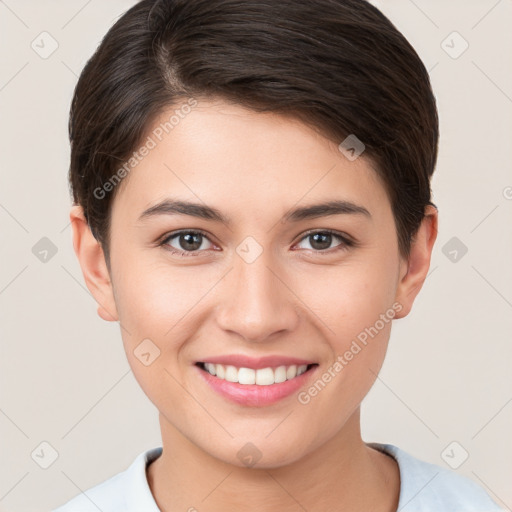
left=311, top=233, right=331, bottom=250
left=181, top=233, right=201, bottom=250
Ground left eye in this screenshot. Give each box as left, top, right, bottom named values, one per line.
left=160, top=229, right=352, bottom=257
left=294, top=230, right=351, bottom=252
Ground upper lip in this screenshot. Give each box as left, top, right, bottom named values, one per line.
left=198, top=354, right=316, bottom=370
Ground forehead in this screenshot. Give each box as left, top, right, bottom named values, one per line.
left=112, top=99, right=390, bottom=225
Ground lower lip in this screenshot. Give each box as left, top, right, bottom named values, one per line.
left=196, top=364, right=318, bottom=407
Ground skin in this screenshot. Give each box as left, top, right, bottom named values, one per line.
left=71, top=98, right=438, bottom=512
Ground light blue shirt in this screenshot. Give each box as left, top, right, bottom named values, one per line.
left=53, top=443, right=504, bottom=511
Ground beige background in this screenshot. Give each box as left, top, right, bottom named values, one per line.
left=1, top=1, right=511, bottom=510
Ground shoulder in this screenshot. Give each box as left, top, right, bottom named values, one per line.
left=369, top=443, right=504, bottom=512
left=52, top=469, right=128, bottom=512
left=52, top=447, right=163, bottom=512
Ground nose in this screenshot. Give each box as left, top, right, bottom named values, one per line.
left=215, top=250, right=300, bottom=343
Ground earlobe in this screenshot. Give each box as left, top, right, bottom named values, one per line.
left=394, top=205, right=438, bottom=319
left=70, top=205, right=119, bottom=322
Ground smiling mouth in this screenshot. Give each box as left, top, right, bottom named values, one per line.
left=196, top=362, right=318, bottom=386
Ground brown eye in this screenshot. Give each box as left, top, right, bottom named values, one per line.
left=295, top=230, right=353, bottom=254
left=161, top=230, right=214, bottom=256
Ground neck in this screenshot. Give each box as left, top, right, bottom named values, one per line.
left=147, top=408, right=400, bottom=512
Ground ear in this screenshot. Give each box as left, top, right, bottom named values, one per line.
left=70, top=205, right=119, bottom=322
left=394, top=204, right=438, bottom=319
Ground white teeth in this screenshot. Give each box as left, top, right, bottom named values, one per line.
left=215, top=364, right=225, bottom=379
left=286, top=365, right=297, bottom=380
left=225, top=365, right=238, bottom=383
left=255, top=367, right=274, bottom=386
left=297, top=364, right=308, bottom=376
left=274, top=365, right=287, bottom=383
left=202, top=362, right=312, bottom=385
left=238, top=367, right=256, bottom=385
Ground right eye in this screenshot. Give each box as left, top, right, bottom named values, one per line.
left=160, top=230, right=216, bottom=257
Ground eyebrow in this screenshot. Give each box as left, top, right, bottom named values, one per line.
left=138, top=198, right=371, bottom=225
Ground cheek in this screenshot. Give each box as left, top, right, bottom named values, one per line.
left=111, top=257, right=221, bottom=386
left=112, top=254, right=206, bottom=332
left=308, top=256, right=398, bottom=337
left=308, top=253, right=399, bottom=397
left=296, top=264, right=397, bottom=424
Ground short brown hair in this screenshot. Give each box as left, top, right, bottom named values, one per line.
left=68, top=0, right=439, bottom=263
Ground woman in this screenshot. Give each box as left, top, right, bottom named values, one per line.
left=54, top=0, right=502, bottom=510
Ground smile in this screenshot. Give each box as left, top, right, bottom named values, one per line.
left=197, top=362, right=316, bottom=385
left=195, top=359, right=319, bottom=407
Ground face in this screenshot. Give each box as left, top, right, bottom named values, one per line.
left=102, top=98, right=410, bottom=467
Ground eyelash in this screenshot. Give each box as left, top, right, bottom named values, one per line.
left=158, top=228, right=355, bottom=258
